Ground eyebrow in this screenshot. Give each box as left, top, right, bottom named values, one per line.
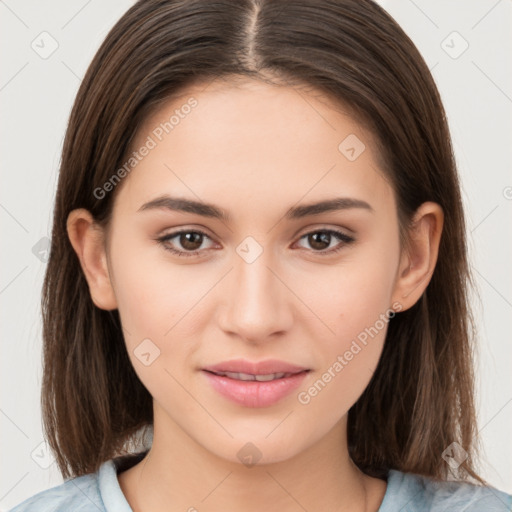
left=137, top=195, right=374, bottom=222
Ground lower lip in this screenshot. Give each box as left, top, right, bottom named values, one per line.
left=202, top=370, right=309, bottom=408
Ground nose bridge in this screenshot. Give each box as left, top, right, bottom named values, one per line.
left=219, top=240, right=292, bottom=340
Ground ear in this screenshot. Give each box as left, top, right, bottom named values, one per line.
left=66, top=208, right=118, bottom=311
left=391, top=201, right=444, bottom=312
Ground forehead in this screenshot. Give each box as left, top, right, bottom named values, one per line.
left=113, top=77, right=393, bottom=218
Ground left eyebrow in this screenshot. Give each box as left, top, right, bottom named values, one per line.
left=285, top=197, right=374, bottom=219
left=137, top=195, right=374, bottom=222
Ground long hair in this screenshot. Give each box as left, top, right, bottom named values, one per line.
left=41, top=0, right=483, bottom=483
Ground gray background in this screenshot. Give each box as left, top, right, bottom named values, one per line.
left=1, top=0, right=511, bottom=509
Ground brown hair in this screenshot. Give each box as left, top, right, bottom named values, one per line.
left=42, top=0, right=484, bottom=484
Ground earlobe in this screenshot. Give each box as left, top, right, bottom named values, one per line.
left=66, top=208, right=118, bottom=311
left=391, top=202, right=444, bottom=311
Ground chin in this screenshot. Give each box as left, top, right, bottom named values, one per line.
left=198, top=428, right=315, bottom=469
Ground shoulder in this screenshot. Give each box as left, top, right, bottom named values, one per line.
left=8, top=452, right=145, bottom=512
left=380, top=469, right=512, bottom=511
left=7, top=472, right=103, bottom=512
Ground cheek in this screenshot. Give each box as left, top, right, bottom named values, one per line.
left=109, top=237, right=215, bottom=385
left=306, top=247, right=397, bottom=343
left=110, top=251, right=199, bottom=397
left=296, top=280, right=391, bottom=424
left=294, top=243, right=398, bottom=414
left=111, top=234, right=205, bottom=334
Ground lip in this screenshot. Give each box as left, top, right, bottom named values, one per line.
left=202, top=359, right=310, bottom=408
left=203, top=358, right=308, bottom=375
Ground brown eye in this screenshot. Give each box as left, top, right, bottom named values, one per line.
left=307, top=232, right=331, bottom=250
left=177, top=232, right=204, bottom=251
left=297, top=229, right=355, bottom=254
left=157, top=230, right=214, bottom=257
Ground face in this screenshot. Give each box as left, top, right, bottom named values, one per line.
left=101, top=77, right=405, bottom=464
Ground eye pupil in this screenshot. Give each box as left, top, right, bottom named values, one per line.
left=180, top=232, right=203, bottom=250
left=309, top=232, right=331, bottom=250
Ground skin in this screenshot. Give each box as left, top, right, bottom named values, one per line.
left=67, top=76, right=443, bottom=512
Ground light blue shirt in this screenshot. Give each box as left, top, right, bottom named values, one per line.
left=8, top=453, right=512, bottom=511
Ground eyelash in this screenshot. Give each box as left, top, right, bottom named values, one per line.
left=156, top=228, right=355, bottom=258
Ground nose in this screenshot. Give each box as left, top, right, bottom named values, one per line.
left=216, top=247, right=294, bottom=344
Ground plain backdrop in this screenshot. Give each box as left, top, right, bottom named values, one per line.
left=1, top=0, right=511, bottom=509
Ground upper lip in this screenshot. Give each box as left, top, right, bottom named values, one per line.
left=202, top=359, right=309, bottom=375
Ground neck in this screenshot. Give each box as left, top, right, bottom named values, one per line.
left=118, top=414, right=385, bottom=512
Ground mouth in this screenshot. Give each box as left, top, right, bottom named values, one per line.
left=201, top=359, right=310, bottom=408
left=202, top=358, right=309, bottom=376
left=204, top=370, right=304, bottom=382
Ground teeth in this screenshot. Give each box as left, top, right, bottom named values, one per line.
left=215, top=371, right=289, bottom=381
left=255, top=373, right=284, bottom=382
left=255, top=372, right=286, bottom=381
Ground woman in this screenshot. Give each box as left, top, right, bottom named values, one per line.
left=9, top=0, right=512, bottom=510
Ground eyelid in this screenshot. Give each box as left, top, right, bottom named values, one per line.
left=294, top=223, right=355, bottom=238
left=157, top=224, right=353, bottom=243
left=293, top=227, right=355, bottom=252
left=156, top=224, right=356, bottom=258
left=157, top=227, right=217, bottom=247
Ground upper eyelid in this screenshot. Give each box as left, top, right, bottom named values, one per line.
left=158, top=226, right=354, bottom=248
left=158, top=227, right=216, bottom=244
left=159, top=225, right=352, bottom=238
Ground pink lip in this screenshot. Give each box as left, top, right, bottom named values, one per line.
left=202, top=359, right=310, bottom=408
left=203, top=358, right=308, bottom=375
